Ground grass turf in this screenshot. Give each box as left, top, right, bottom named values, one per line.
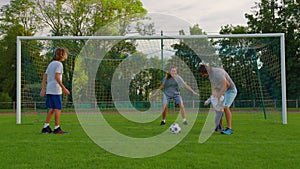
left=1, top=112, right=300, bottom=169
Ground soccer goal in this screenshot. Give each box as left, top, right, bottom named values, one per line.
left=16, top=33, right=286, bottom=124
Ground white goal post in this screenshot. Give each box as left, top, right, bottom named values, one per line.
left=16, top=33, right=287, bottom=124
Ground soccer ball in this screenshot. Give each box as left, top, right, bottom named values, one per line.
left=169, top=123, right=181, bottom=134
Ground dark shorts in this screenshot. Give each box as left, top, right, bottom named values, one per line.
left=46, top=94, right=62, bottom=110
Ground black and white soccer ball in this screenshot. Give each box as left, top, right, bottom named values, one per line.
left=169, top=123, right=181, bottom=134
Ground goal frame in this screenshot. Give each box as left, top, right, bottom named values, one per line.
left=16, top=33, right=287, bottom=124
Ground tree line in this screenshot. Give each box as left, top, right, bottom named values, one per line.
left=0, top=0, right=299, bottom=105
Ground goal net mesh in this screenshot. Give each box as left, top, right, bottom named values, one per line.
left=18, top=35, right=283, bottom=123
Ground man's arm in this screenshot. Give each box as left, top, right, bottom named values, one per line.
left=216, top=78, right=229, bottom=98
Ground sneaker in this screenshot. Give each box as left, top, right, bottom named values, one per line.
left=53, top=127, right=68, bottom=134
left=160, top=121, right=166, bottom=125
left=183, top=121, right=188, bottom=125
left=214, top=124, right=223, bottom=132
left=221, top=128, right=233, bottom=135
left=41, top=126, right=52, bottom=134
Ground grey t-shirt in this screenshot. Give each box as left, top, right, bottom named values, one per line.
left=162, top=75, right=185, bottom=97
left=208, top=67, right=236, bottom=92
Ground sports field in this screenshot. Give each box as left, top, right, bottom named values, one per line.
left=1, top=112, right=300, bottom=169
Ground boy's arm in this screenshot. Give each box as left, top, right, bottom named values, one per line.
left=40, top=74, right=47, bottom=97
left=55, top=73, right=70, bottom=95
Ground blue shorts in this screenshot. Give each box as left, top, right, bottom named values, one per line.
left=46, top=94, right=62, bottom=110
left=163, top=93, right=182, bottom=105
left=222, top=88, right=237, bottom=107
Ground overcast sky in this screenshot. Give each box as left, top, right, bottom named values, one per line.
left=0, top=0, right=9, bottom=7
left=0, top=0, right=258, bottom=34
left=140, top=0, right=257, bottom=33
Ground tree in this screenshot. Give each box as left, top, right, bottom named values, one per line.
left=34, top=0, right=147, bottom=36
left=34, top=0, right=66, bottom=36
left=30, top=0, right=148, bottom=104
left=218, top=24, right=273, bottom=101
left=0, top=0, right=149, bottom=103
left=169, top=24, right=212, bottom=101
left=0, top=0, right=40, bottom=102
left=171, top=24, right=208, bottom=70
left=245, top=0, right=281, bottom=33
left=219, top=24, right=249, bottom=34
left=245, top=0, right=300, bottom=99
left=0, top=0, right=41, bottom=35
left=0, top=25, right=33, bottom=101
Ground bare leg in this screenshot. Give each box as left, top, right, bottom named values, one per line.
left=220, top=117, right=223, bottom=128
left=224, top=106, right=232, bottom=129
left=178, top=102, right=186, bottom=119
left=45, top=109, right=55, bottom=123
left=162, top=104, right=168, bottom=120
left=54, top=109, right=61, bottom=126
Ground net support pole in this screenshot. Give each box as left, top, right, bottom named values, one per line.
left=254, top=52, right=267, bottom=120
left=16, top=37, right=21, bottom=124
left=160, top=30, right=164, bottom=77
left=280, top=34, right=287, bottom=124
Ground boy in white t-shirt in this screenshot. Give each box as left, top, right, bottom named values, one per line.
left=40, top=48, right=70, bottom=134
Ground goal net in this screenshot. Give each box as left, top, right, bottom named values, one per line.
left=16, top=34, right=286, bottom=124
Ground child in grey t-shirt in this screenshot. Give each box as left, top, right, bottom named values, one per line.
left=150, top=66, right=199, bottom=126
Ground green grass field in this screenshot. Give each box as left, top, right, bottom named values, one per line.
left=1, top=112, right=300, bottom=169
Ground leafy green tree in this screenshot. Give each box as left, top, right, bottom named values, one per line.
left=0, top=0, right=41, bottom=35
left=171, top=24, right=207, bottom=71
left=219, top=24, right=249, bottom=34
left=219, top=27, right=265, bottom=101
left=218, top=25, right=257, bottom=101
left=245, top=0, right=300, bottom=99
left=0, top=92, right=12, bottom=109
left=0, top=25, right=33, bottom=101
left=245, top=0, right=281, bottom=33
left=34, top=0, right=147, bottom=36
left=169, top=24, right=211, bottom=101
left=34, top=0, right=66, bottom=36
left=0, top=0, right=41, bottom=101
left=279, top=1, right=300, bottom=100
left=32, top=0, right=148, bottom=104
left=0, top=0, right=150, bottom=105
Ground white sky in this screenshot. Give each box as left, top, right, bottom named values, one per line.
left=0, top=0, right=258, bottom=34
left=140, top=0, right=257, bottom=33
left=0, top=0, right=9, bottom=7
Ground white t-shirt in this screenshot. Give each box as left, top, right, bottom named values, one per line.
left=45, top=61, right=63, bottom=94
